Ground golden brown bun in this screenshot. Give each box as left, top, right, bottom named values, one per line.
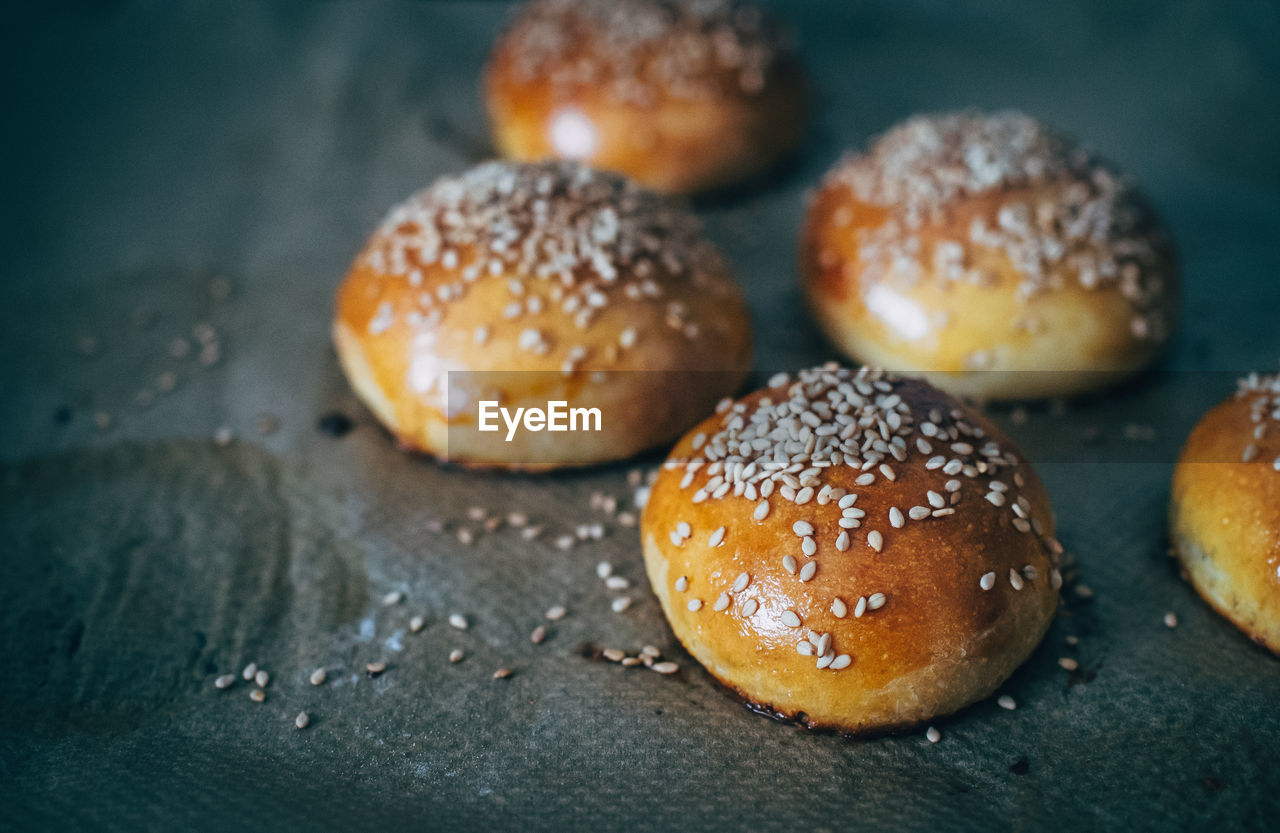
left=800, top=111, right=1178, bottom=400
left=334, top=160, right=752, bottom=470
left=1170, top=373, right=1280, bottom=654
left=640, top=364, right=1062, bottom=732
left=484, top=0, right=807, bottom=194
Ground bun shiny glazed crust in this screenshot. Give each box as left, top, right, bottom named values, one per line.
left=484, top=0, right=807, bottom=194
left=1171, top=373, right=1280, bottom=653
left=800, top=112, right=1177, bottom=399
left=334, top=161, right=751, bottom=469
left=641, top=364, right=1062, bottom=731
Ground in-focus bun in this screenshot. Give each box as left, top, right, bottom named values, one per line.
left=641, top=364, right=1062, bottom=731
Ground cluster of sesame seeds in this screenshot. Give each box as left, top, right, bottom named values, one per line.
left=599, top=643, right=680, bottom=674
left=1235, top=372, right=1280, bottom=467
left=823, top=111, right=1171, bottom=343
left=501, top=0, right=788, bottom=102
left=662, top=364, right=1064, bottom=673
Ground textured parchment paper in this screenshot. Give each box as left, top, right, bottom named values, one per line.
left=2, top=1, right=1279, bottom=830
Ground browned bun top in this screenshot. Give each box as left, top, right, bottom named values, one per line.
left=497, top=0, right=797, bottom=103
left=641, top=364, right=1063, bottom=728
left=817, top=110, right=1175, bottom=344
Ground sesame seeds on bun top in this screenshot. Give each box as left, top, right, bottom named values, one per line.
left=824, top=110, right=1173, bottom=341
left=499, top=0, right=790, bottom=102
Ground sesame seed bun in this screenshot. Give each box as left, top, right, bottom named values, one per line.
left=483, top=0, right=807, bottom=194
left=640, top=364, right=1061, bottom=732
left=800, top=111, right=1178, bottom=400
left=1170, top=373, right=1280, bottom=654
left=334, top=161, right=752, bottom=470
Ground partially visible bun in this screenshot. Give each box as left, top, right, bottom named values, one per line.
left=1171, top=373, right=1280, bottom=653
left=800, top=111, right=1177, bottom=399
left=641, top=364, right=1062, bottom=732
left=484, top=0, right=807, bottom=193
left=334, top=161, right=752, bottom=469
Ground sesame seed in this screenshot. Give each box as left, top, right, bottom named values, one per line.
left=241, top=662, right=258, bottom=681
left=493, top=668, right=515, bottom=680
left=753, top=500, right=770, bottom=521
left=309, top=668, right=327, bottom=686
left=214, top=674, right=235, bottom=690
left=980, top=571, right=996, bottom=591
left=249, top=688, right=266, bottom=703
left=448, top=613, right=469, bottom=630
left=652, top=662, right=679, bottom=675
left=714, top=592, right=731, bottom=612
left=1009, top=569, right=1025, bottom=591
left=816, top=652, right=834, bottom=670
left=449, top=649, right=465, bottom=663
left=909, top=506, right=931, bottom=521
left=831, top=597, right=847, bottom=618
left=741, top=598, right=759, bottom=616
left=1058, top=657, right=1079, bottom=672
left=295, top=712, right=310, bottom=730
left=457, top=527, right=475, bottom=545
left=867, top=592, right=886, bottom=610
left=782, top=555, right=797, bottom=574
left=733, top=572, right=750, bottom=592
left=675, top=576, right=689, bottom=592
left=676, top=521, right=691, bottom=538
left=835, top=531, right=850, bottom=551
left=687, top=599, right=703, bottom=612
left=1074, top=584, right=1094, bottom=599
left=997, top=695, right=1017, bottom=710
left=531, top=625, right=547, bottom=644
left=854, top=596, right=867, bottom=618
left=797, top=641, right=814, bottom=656
left=545, top=605, right=567, bottom=621
left=792, top=521, right=814, bottom=537
left=781, top=610, right=802, bottom=628
left=1163, top=612, right=1178, bottom=628
left=596, top=561, right=613, bottom=579
left=602, top=648, right=625, bottom=662
left=708, top=526, right=726, bottom=547
left=867, top=530, right=883, bottom=552
left=612, top=596, right=633, bottom=613
left=799, top=561, right=817, bottom=582
left=366, top=661, right=387, bottom=676
left=830, top=654, right=852, bottom=670
left=926, top=726, right=941, bottom=743
left=382, top=590, right=404, bottom=606
left=605, top=576, right=630, bottom=591
left=254, top=670, right=270, bottom=688
left=409, top=615, right=425, bottom=633
left=889, top=507, right=904, bottom=528
left=801, top=536, right=816, bottom=556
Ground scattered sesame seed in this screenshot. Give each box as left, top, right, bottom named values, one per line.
left=449, top=649, right=464, bottom=663
left=997, top=695, right=1017, bottom=710
left=1163, top=612, right=1178, bottom=629
left=605, top=576, right=630, bottom=591
left=651, top=662, right=679, bottom=675
left=602, top=648, right=625, bottom=662
left=493, top=668, right=515, bottom=680
left=309, top=668, right=327, bottom=686
left=214, top=674, right=235, bottom=690
left=249, top=688, right=266, bottom=703
left=546, top=605, right=567, bottom=621
left=241, top=663, right=258, bottom=681
left=382, top=590, right=404, bottom=606
left=926, top=726, right=941, bottom=743
left=596, top=561, right=613, bottom=579
left=409, top=615, right=425, bottom=633
left=531, top=625, right=548, bottom=644
left=1074, top=584, right=1094, bottom=600
left=295, top=712, right=310, bottom=730
left=254, top=670, right=269, bottom=688
left=612, top=596, right=633, bottom=613
left=366, top=661, right=387, bottom=677
left=1058, top=657, right=1079, bottom=671
left=448, top=614, right=469, bottom=630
